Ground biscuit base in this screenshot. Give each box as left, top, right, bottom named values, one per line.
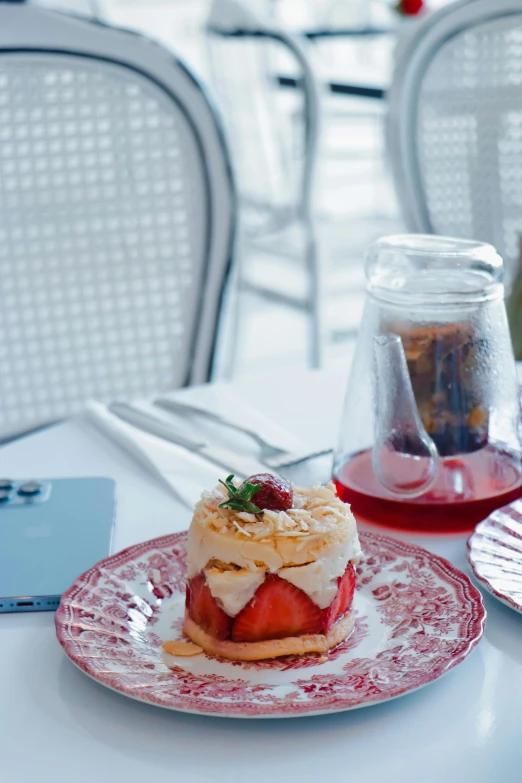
left=183, top=609, right=355, bottom=661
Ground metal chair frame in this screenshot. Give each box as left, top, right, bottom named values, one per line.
left=207, top=3, right=324, bottom=368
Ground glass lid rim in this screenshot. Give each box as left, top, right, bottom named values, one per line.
left=370, top=234, right=502, bottom=261
left=367, top=282, right=504, bottom=305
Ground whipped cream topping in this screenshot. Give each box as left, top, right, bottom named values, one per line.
left=205, top=567, right=266, bottom=616
left=279, top=537, right=359, bottom=609
left=187, top=481, right=361, bottom=615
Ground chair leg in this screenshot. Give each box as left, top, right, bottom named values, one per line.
left=305, top=223, right=325, bottom=369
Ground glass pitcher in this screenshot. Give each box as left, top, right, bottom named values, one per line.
left=333, top=234, right=522, bottom=533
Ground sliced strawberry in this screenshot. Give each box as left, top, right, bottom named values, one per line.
left=186, top=573, right=233, bottom=640
left=322, top=563, right=356, bottom=633
left=231, top=574, right=323, bottom=642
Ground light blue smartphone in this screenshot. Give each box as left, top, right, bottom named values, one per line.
left=0, top=477, right=116, bottom=613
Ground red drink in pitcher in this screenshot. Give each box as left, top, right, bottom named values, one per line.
left=334, top=447, right=522, bottom=534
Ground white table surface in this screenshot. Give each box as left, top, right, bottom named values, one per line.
left=1, top=365, right=521, bottom=783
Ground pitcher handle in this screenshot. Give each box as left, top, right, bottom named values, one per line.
left=372, top=334, right=440, bottom=497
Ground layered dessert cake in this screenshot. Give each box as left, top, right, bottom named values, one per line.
left=183, top=473, right=361, bottom=661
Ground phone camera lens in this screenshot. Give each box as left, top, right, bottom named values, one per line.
left=0, top=479, right=14, bottom=491
left=18, top=481, right=43, bottom=497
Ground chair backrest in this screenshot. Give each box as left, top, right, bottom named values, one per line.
left=0, top=3, right=235, bottom=439
left=388, top=0, right=522, bottom=277
left=205, top=0, right=320, bottom=226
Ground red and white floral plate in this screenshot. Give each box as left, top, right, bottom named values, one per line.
left=467, top=500, right=522, bottom=613
left=55, top=530, right=485, bottom=719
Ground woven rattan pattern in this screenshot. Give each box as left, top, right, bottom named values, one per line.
left=0, top=55, right=206, bottom=435
left=417, top=20, right=522, bottom=272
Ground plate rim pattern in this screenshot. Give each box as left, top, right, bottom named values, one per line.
left=56, top=530, right=486, bottom=718
left=467, top=502, right=522, bottom=614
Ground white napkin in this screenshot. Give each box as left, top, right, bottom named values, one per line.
left=85, top=389, right=309, bottom=509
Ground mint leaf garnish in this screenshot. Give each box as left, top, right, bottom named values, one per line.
left=218, top=474, right=263, bottom=514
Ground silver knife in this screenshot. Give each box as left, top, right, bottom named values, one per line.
left=108, top=403, right=268, bottom=480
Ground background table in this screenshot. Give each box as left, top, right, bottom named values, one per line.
left=1, top=365, right=521, bottom=783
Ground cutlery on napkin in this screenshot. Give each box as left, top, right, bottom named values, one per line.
left=86, top=401, right=212, bottom=509
left=85, top=392, right=333, bottom=509
left=153, top=397, right=332, bottom=469
left=108, top=402, right=269, bottom=479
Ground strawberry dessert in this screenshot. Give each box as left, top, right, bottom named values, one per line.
left=183, top=474, right=361, bottom=661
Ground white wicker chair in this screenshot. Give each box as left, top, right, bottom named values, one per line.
left=0, top=2, right=235, bottom=439
left=388, top=0, right=522, bottom=278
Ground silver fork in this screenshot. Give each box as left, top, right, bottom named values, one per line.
left=153, top=398, right=332, bottom=469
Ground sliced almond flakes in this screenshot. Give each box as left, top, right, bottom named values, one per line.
left=162, top=639, right=203, bottom=657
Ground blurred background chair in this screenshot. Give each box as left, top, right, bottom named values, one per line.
left=93, top=0, right=416, bottom=376
left=205, top=0, right=402, bottom=373
left=0, top=2, right=235, bottom=439
left=388, top=0, right=522, bottom=283
left=206, top=0, right=325, bottom=370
